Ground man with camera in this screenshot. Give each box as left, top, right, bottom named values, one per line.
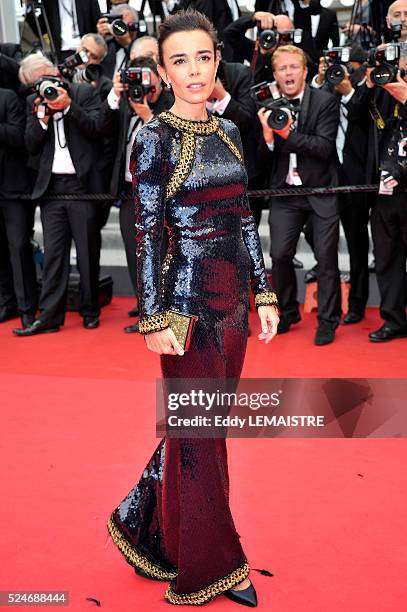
left=0, top=87, right=38, bottom=328
left=97, top=4, right=142, bottom=80
left=223, top=11, right=296, bottom=84
left=258, top=45, right=341, bottom=345
left=98, top=56, right=173, bottom=332
left=308, top=46, right=371, bottom=325
left=386, top=0, right=407, bottom=42
left=13, top=53, right=103, bottom=337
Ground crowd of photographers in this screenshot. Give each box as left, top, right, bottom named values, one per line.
left=0, top=0, right=407, bottom=346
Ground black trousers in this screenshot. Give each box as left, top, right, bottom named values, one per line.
left=269, top=194, right=341, bottom=326
left=371, top=192, right=407, bottom=330
left=248, top=171, right=269, bottom=228
left=340, top=191, right=370, bottom=316
left=0, top=199, right=38, bottom=314
left=39, top=175, right=101, bottom=326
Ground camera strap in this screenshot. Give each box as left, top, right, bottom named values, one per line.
left=250, top=40, right=260, bottom=74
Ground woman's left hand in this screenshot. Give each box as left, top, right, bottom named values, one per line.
left=257, top=305, right=279, bottom=343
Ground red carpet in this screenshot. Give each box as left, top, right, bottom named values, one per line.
left=1, top=298, right=406, bottom=611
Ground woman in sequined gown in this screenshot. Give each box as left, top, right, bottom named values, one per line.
left=106, top=9, right=280, bottom=607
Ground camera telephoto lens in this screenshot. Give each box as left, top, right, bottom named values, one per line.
left=325, top=64, right=346, bottom=85
left=371, top=63, right=398, bottom=86
left=112, top=19, right=128, bottom=37
left=267, top=108, right=290, bottom=130
left=129, top=85, right=144, bottom=103
left=260, top=29, right=277, bottom=51
left=39, top=82, right=59, bottom=101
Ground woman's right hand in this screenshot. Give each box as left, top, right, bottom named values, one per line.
left=144, top=328, right=185, bottom=356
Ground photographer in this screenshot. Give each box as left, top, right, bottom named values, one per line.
left=98, top=56, right=173, bottom=332
left=97, top=4, right=141, bottom=79
left=359, top=40, right=407, bottom=342
left=223, top=11, right=296, bottom=84
left=258, top=45, right=341, bottom=345
left=207, top=56, right=266, bottom=226
left=13, top=53, right=103, bottom=337
left=386, top=0, right=407, bottom=42
left=41, top=0, right=102, bottom=62
left=308, top=46, right=371, bottom=325
left=0, top=87, right=37, bottom=328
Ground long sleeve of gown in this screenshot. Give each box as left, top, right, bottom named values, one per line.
left=131, top=122, right=170, bottom=334
left=231, top=124, right=279, bottom=309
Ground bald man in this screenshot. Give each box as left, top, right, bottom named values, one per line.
left=223, top=11, right=299, bottom=84
left=387, top=0, right=407, bottom=41
left=130, top=36, right=159, bottom=63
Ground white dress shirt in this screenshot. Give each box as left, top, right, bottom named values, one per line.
left=285, top=0, right=320, bottom=38
left=206, top=92, right=232, bottom=115
left=266, top=89, right=305, bottom=186
left=226, top=0, right=240, bottom=21
left=59, top=0, right=80, bottom=52
left=40, top=108, right=76, bottom=175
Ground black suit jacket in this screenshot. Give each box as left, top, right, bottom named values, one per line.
left=0, top=44, right=22, bottom=92
left=269, top=85, right=340, bottom=217
left=98, top=88, right=174, bottom=196
left=42, top=0, right=101, bottom=56
left=25, top=83, right=102, bottom=199
left=294, top=5, right=339, bottom=63
left=212, top=61, right=260, bottom=179
left=0, top=89, right=32, bottom=198
left=191, top=0, right=241, bottom=61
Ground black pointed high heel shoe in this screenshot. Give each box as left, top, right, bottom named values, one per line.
left=224, top=580, right=258, bottom=607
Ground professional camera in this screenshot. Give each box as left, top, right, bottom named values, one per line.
left=58, top=49, right=89, bottom=79
left=34, top=76, right=65, bottom=102
left=251, top=81, right=299, bottom=130
left=102, top=13, right=143, bottom=37
left=120, top=66, right=155, bottom=103
left=323, top=47, right=351, bottom=85
left=368, top=44, right=406, bottom=86
left=390, top=21, right=403, bottom=42
left=257, top=26, right=303, bottom=51
left=72, top=64, right=104, bottom=84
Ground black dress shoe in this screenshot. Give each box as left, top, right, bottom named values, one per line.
left=12, top=319, right=60, bottom=336
left=124, top=322, right=139, bottom=333
left=0, top=306, right=19, bottom=323
left=293, top=256, right=304, bottom=269
left=304, top=265, right=318, bottom=284
left=277, top=313, right=301, bottom=334
left=342, top=312, right=363, bottom=325
left=224, top=581, right=257, bottom=607
left=21, top=313, right=36, bottom=328
left=314, top=322, right=335, bottom=346
left=133, top=566, right=162, bottom=581
left=83, top=316, right=100, bottom=329
left=369, top=324, right=407, bottom=343
left=128, top=305, right=140, bottom=317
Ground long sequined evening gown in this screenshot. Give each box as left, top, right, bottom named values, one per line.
left=106, top=111, right=278, bottom=605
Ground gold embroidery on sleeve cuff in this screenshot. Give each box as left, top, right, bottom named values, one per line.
left=138, top=312, right=169, bottom=334
left=164, top=562, right=250, bottom=605
left=255, top=291, right=279, bottom=309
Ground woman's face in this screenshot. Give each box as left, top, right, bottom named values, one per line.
left=157, top=29, right=219, bottom=106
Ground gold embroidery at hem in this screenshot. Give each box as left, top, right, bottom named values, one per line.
left=164, top=562, right=250, bottom=605
left=138, top=311, right=169, bottom=334
left=107, top=514, right=178, bottom=581
left=255, top=291, right=279, bottom=309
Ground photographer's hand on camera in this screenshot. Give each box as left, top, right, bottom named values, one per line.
left=315, top=56, right=327, bottom=86
left=257, top=107, right=293, bottom=144
left=128, top=96, right=153, bottom=123
left=112, top=71, right=127, bottom=98
left=253, top=12, right=275, bottom=30
left=97, top=17, right=112, bottom=39
left=383, top=73, right=407, bottom=105
left=46, top=87, right=72, bottom=113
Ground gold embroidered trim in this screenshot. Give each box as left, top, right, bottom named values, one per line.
left=166, top=132, right=196, bottom=200
left=159, top=111, right=219, bottom=135
left=138, top=311, right=169, bottom=334
left=216, top=127, right=243, bottom=163
left=255, top=291, right=279, bottom=309
left=164, top=562, right=250, bottom=605
left=107, top=514, right=178, bottom=580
